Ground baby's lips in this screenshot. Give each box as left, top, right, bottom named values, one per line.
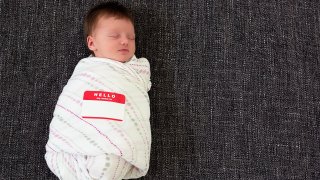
left=118, top=49, right=130, bottom=54
left=118, top=49, right=129, bottom=52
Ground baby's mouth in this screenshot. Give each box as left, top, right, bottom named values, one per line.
left=118, top=49, right=129, bottom=53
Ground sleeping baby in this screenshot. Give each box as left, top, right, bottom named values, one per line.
left=45, top=2, right=151, bottom=179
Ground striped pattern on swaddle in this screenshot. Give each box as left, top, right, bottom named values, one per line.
left=45, top=55, right=151, bottom=180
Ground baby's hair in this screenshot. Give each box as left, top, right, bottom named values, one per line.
left=84, top=1, right=134, bottom=39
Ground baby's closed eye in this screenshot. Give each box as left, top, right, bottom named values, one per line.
left=107, top=33, right=120, bottom=38
left=127, top=34, right=135, bottom=40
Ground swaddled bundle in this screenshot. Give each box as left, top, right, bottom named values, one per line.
left=45, top=55, right=151, bottom=180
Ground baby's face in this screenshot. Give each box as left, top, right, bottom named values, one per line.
left=87, top=17, right=135, bottom=62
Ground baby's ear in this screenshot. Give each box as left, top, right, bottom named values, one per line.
left=87, top=36, right=96, bottom=51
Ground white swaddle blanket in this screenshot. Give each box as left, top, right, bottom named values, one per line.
left=45, top=55, right=151, bottom=180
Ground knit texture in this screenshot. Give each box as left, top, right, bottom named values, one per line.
left=1, top=0, right=320, bottom=179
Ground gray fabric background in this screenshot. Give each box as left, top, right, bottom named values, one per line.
left=1, top=0, right=320, bottom=179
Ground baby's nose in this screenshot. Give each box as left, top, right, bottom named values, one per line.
left=120, top=37, right=129, bottom=45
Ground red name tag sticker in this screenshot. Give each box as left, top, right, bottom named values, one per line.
left=81, top=91, right=126, bottom=121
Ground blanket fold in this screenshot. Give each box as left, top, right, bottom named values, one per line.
left=45, top=55, right=151, bottom=180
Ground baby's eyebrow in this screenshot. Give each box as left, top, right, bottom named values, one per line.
left=105, top=31, right=118, bottom=34
left=104, top=31, right=135, bottom=37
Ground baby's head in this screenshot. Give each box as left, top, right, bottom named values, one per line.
left=84, top=1, right=135, bottom=62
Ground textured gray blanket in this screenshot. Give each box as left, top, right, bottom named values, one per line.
left=1, top=0, right=320, bottom=179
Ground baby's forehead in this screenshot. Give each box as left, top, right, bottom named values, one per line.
left=94, top=16, right=134, bottom=31
left=98, top=14, right=133, bottom=24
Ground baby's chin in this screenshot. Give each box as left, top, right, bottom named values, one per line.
left=115, top=57, right=132, bottom=63
left=94, top=55, right=133, bottom=63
